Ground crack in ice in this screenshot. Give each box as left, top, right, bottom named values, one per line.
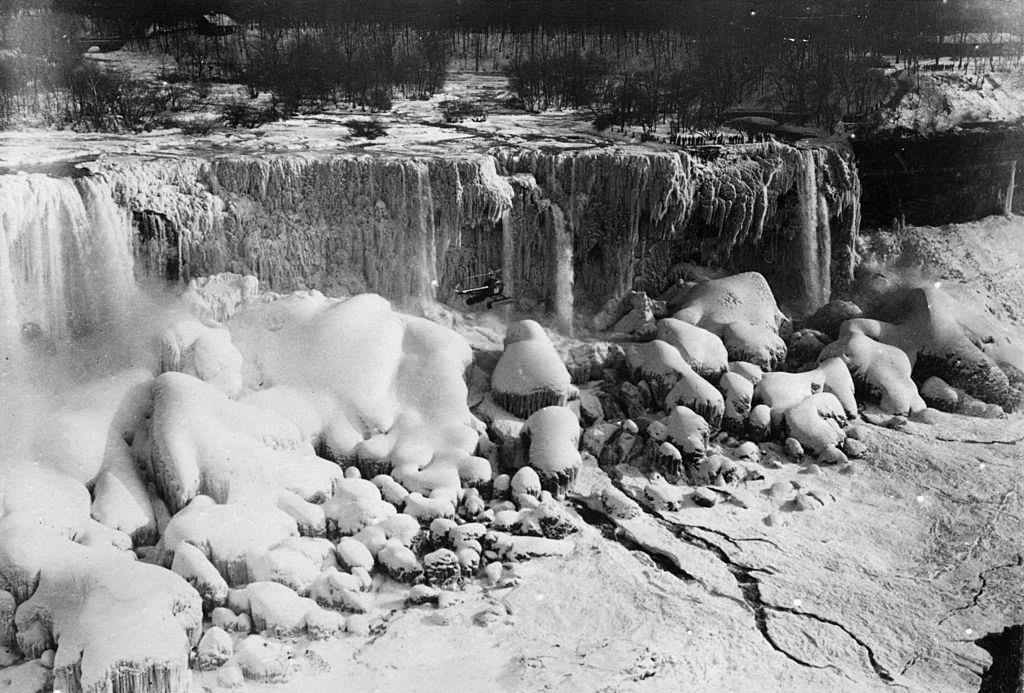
left=937, top=554, right=1024, bottom=626
left=659, top=516, right=896, bottom=683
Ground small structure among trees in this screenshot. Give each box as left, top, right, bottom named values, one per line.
left=197, top=13, right=236, bottom=37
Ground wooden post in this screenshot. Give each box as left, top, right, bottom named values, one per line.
left=1006, top=160, right=1016, bottom=216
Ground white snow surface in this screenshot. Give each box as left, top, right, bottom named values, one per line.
left=229, top=291, right=483, bottom=470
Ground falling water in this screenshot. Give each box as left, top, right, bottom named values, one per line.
left=547, top=202, right=574, bottom=335
left=0, top=174, right=136, bottom=359
left=794, top=149, right=833, bottom=315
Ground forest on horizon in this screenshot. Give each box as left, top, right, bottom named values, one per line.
left=1, top=0, right=1022, bottom=133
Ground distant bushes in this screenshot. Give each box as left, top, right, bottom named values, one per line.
left=221, top=102, right=281, bottom=128
left=345, top=118, right=387, bottom=139
left=4, top=0, right=1019, bottom=133
left=441, top=98, right=486, bottom=123
left=238, top=31, right=448, bottom=114
left=513, top=47, right=895, bottom=133
left=505, top=53, right=610, bottom=112
left=0, top=5, right=453, bottom=131
left=0, top=14, right=217, bottom=133
left=178, top=118, right=216, bottom=135
left=62, top=63, right=176, bottom=131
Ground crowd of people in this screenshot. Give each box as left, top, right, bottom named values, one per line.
left=633, top=128, right=777, bottom=148
left=671, top=129, right=776, bottom=146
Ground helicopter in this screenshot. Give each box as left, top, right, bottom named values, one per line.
left=453, top=269, right=512, bottom=308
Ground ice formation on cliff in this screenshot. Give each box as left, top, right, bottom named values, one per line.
left=100, top=142, right=859, bottom=325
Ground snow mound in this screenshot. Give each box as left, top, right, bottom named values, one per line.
left=491, top=320, right=573, bottom=418
left=229, top=291, right=483, bottom=471
left=666, top=272, right=789, bottom=370
left=0, top=519, right=201, bottom=693
left=522, top=406, right=582, bottom=499
left=180, top=272, right=260, bottom=322
left=833, top=286, right=1021, bottom=411
left=158, top=318, right=244, bottom=397
left=820, top=330, right=925, bottom=415
left=145, top=371, right=339, bottom=513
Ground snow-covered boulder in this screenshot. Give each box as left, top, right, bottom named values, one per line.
left=819, top=330, right=925, bottom=415
left=196, top=627, right=233, bottom=671
left=667, top=272, right=788, bottom=370
left=242, top=582, right=318, bottom=637
left=522, top=406, right=581, bottom=499
left=171, top=541, right=229, bottom=611
left=0, top=519, right=202, bottom=693
left=309, top=567, right=372, bottom=613
left=235, top=635, right=296, bottom=683
left=491, top=320, right=573, bottom=419
left=783, top=393, right=848, bottom=455
left=662, top=406, right=711, bottom=463
left=625, top=341, right=724, bottom=427
left=180, top=273, right=259, bottom=323
left=655, top=318, right=729, bottom=380
left=147, top=372, right=340, bottom=513
left=158, top=496, right=298, bottom=586
left=159, top=319, right=244, bottom=397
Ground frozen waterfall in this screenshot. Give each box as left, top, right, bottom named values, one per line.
left=0, top=174, right=136, bottom=357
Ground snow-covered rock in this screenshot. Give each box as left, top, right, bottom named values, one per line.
left=491, top=320, right=573, bottom=419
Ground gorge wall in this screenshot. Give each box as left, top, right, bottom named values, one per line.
left=0, top=142, right=861, bottom=351
left=853, top=125, right=1024, bottom=227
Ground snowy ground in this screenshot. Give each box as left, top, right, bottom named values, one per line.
left=0, top=62, right=800, bottom=171
left=881, top=69, right=1024, bottom=132
left=3, top=49, right=1022, bottom=171
left=182, top=408, right=1023, bottom=693
left=185, top=217, right=1021, bottom=693
left=860, top=215, right=1024, bottom=330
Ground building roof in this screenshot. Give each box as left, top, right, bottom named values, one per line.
left=201, top=13, right=237, bottom=27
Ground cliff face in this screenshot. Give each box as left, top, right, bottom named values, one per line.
left=45, top=142, right=859, bottom=340
left=853, top=126, right=1024, bottom=227
left=104, top=155, right=513, bottom=303
left=493, top=143, right=860, bottom=318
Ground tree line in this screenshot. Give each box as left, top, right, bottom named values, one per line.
left=0, top=0, right=1021, bottom=131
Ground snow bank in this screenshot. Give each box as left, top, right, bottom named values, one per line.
left=667, top=272, right=789, bottom=369
left=0, top=518, right=201, bottom=693
left=145, top=371, right=338, bottom=512
left=228, top=291, right=483, bottom=471
left=884, top=70, right=1024, bottom=134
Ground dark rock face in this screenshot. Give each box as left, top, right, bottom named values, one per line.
left=853, top=126, right=1024, bottom=227
left=976, top=625, right=1024, bottom=693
